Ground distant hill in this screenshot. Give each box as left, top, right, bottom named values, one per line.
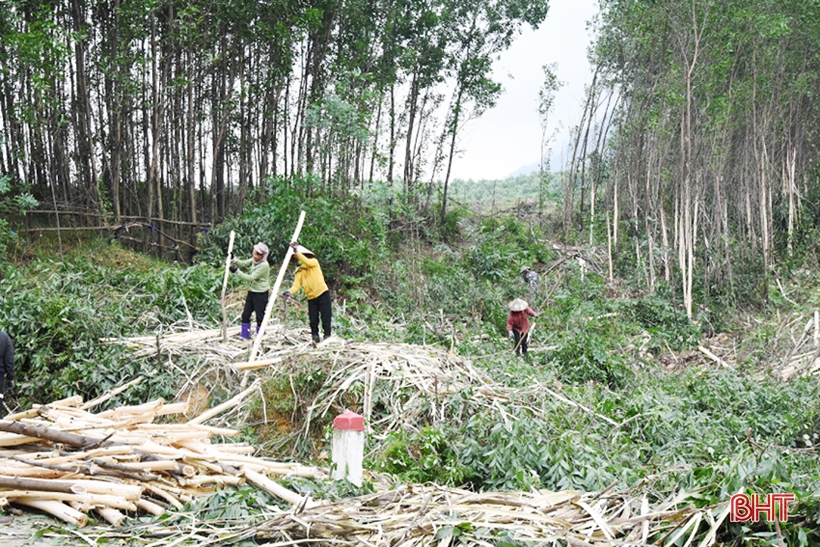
left=505, top=146, right=568, bottom=178
left=505, top=161, right=541, bottom=178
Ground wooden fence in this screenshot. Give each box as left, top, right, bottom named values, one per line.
left=22, top=210, right=212, bottom=262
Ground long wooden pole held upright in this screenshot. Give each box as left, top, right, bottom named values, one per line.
left=221, top=231, right=236, bottom=342
left=248, top=211, right=306, bottom=364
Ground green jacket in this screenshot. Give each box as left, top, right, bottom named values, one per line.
left=234, top=258, right=271, bottom=293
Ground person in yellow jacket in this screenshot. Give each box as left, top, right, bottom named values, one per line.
left=282, top=242, right=332, bottom=344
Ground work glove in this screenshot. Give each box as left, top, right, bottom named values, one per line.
left=230, top=252, right=235, bottom=260
left=229, top=265, right=238, bottom=273
left=290, top=242, right=298, bottom=250
left=508, top=331, right=514, bottom=340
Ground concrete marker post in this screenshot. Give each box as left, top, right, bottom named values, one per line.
left=331, top=410, right=364, bottom=486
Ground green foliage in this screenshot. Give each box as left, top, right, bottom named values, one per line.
left=0, top=243, right=224, bottom=407
left=0, top=174, right=37, bottom=263
left=449, top=172, right=560, bottom=208
left=550, top=327, right=631, bottom=387
left=198, top=176, right=387, bottom=292
left=617, top=289, right=701, bottom=351
left=182, top=485, right=279, bottom=521
left=375, top=427, right=470, bottom=485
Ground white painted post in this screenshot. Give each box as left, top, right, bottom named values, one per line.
left=331, top=410, right=365, bottom=486
left=221, top=230, right=236, bottom=342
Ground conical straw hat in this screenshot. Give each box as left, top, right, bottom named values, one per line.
left=508, top=298, right=528, bottom=312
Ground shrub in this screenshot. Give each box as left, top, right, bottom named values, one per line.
left=198, top=176, right=388, bottom=293
left=374, top=427, right=470, bottom=485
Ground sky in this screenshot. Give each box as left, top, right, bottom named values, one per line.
left=449, top=0, right=600, bottom=181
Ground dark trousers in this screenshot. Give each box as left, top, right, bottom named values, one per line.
left=308, top=290, right=332, bottom=338
left=512, top=330, right=529, bottom=355
left=241, top=291, right=269, bottom=327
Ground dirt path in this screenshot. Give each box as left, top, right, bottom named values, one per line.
left=1, top=514, right=85, bottom=546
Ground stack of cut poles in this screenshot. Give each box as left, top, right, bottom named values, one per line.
left=0, top=391, right=322, bottom=527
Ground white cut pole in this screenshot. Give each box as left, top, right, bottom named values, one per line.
left=248, top=210, right=306, bottom=364
left=14, top=498, right=87, bottom=527
left=136, top=498, right=166, bottom=516
left=233, top=356, right=283, bottom=371
left=243, top=467, right=318, bottom=508
left=80, top=378, right=142, bottom=411
left=94, top=506, right=126, bottom=527
left=187, top=379, right=260, bottom=425
left=221, top=230, right=236, bottom=342
left=3, top=491, right=136, bottom=510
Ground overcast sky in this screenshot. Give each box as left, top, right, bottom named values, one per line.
left=449, top=0, right=600, bottom=181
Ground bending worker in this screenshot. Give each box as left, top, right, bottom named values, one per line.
left=283, top=242, right=332, bottom=344
left=506, top=298, right=538, bottom=356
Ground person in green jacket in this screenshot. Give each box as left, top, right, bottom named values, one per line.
left=231, top=242, right=271, bottom=339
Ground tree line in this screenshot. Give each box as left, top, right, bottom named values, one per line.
left=563, top=0, right=820, bottom=316
left=0, top=0, right=548, bottom=237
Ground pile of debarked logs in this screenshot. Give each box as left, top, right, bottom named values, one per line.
left=0, top=386, right=322, bottom=527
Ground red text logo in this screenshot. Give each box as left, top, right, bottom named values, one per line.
left=730, top=493, right=795, bottom=522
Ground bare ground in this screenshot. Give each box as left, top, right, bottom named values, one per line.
left=1, top=514, right=94, bottom=547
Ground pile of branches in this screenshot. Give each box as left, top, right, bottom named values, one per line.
left=770, top=311, right=820, bottom=380
left=13, top=327, right=734, bottom=545
left=0, top=383, right=323, bottom=528
left=111, top=325, right=622, bottom=447
left=242, top=484, right=729, bottom=547
left=660, top=310, right=820, bottom=380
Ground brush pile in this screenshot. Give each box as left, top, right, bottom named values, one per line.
left=242, top=484, right=729, bottom=547
left=0, top=384, right=322, bottom=528
left=111, top=323, right=621, bottom=446
left=0, top=327, right=739, bottom=545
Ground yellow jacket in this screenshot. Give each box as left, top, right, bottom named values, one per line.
left=288, top=254, right=329, bottom=300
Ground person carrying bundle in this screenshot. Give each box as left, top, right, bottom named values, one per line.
left=520, top=265, right=540, bottom=299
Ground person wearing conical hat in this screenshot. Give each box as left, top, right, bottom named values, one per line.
left=282, top=241, right=332, bottom=345
left=230, top=242, right=271, bottom=340
left=506, top=298, right=538, bottom=356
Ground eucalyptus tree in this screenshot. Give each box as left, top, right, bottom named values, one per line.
left=395, top=0, right=447, bottom=197
left=537, top=62, right=561, bottom=213
left=0, top=0, right=75, bottom=255
left=0, top=2, right=71, bottom=201
left=435, top=0, right=549, bottom=225
left=590, top=0, right=820, bottom=314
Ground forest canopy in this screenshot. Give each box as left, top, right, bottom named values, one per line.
left=570, top=0, right=820, bottom=316
left=0, top=0, right=548, bottom=228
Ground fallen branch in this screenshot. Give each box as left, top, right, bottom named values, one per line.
left=697, top=346, right=731, bottom=368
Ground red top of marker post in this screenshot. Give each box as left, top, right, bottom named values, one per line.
left=334, top=410, right=365, bottom=431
